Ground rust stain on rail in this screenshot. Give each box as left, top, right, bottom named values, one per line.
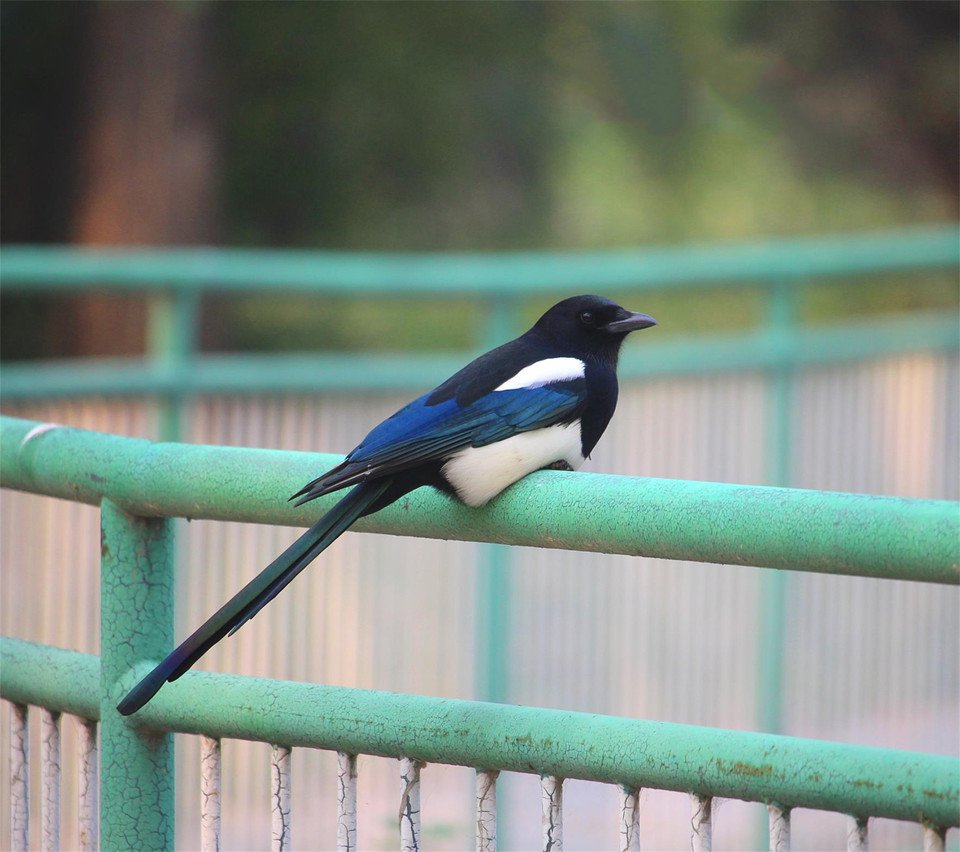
left=714, top=758, right=775, bottom=779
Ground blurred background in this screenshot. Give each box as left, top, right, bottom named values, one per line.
left=1, top=2, right=958, bottom=850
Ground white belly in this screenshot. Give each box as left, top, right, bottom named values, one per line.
left=441, top=421, right=584, bottom=507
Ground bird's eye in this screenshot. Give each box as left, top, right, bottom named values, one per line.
left=579, top=311, right=595, bottom=325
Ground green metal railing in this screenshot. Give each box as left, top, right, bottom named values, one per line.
left=2, top=226, right=958, bottom=411
left=3, top=226, right=959, bottom=722
left=2, top=227, right=958, bottom=848
left=1, top=414, right=958, bottom=850
left=2, top=416, right=957, bottom=583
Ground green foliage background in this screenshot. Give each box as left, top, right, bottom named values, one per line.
left=2, top=1, right=957, bottom=355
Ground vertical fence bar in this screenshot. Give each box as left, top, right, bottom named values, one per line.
left=922, top=825, right=946, bottom=852
left=77, top=718, right=98, bottom=852
left=758, top=276, right=797, bottom=734
left=201, top=736, right=222, bottom=852
left=541, top=775, right=563, bottom=852
left=147, top=289, right=200, bottom=442
left=9, top=702, right=29, bottom=851
left=399, top=757, right=422, bottom=852
left=477, top=295, right=516, bottom=846
left=845, top=816, right=868, bottom=851
left=476, top=769, right=499, bottom=851
left=768, top=804, right=791, bottom=852
left=99, top=499, right=175, bottom=850
left=691, top=794, right=712, bottom=852
left=476, top=294, right=517, bottom=706
left=40, top=709, right=61, bottom=852
left=757, top=278, right=796, bottom=847
left=618, top=785, right=640, bottom=852
left=271, top=745, right=292, bottom=852
left=478, top=543, right=511, bottom=705
left=337, top=752, right=357, bottom=852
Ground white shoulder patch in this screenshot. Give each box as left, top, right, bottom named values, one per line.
left=495, top=357, right=585, bottom=392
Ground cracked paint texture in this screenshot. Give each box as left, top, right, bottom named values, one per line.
left=1, top=412, right=958, bottom=845
left=1, top=414, right=956, bottom=584
left=541, top=775, right=563, bottom=851
left=690, top=794, right=711, bottom=852
left=618, top=785, right=640, bottom=852
left=768, top=805, right=791, bottom=852
left=9, top=702, right=29, bottom=850
left=77, top=718, right=99, bottom=851
left=271, top=745, right=292, bottom=852
left=200, top=736, right=222, bottom=852
left=40, top=708, right=61, bottom=851
left=845, top=816, right=867, bottom=852
left=99, top=499, right=174, bottom=851
left=399, top=757, right=422, bottom=852
left=4, top=635, right=958, bottom=833
left=337, top=751, right=357, bottom=852
left=476, top=769, right=499, bottom=851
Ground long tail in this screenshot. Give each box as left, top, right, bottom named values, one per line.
left=117, top=479, right=392, bottom=715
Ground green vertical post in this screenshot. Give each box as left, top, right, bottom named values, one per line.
left=476, top=295, right=516, bottom=706
left=147, top=289, right=199, bottom=442
left=757, top=278, right=796, bottom=847
left=477, top=295, right=516, bottom=847
left=758, top=278, right=797, bottom=733
left=100, top=499, right=175, bottom=850
left=480, top=544, right=511, bottom=705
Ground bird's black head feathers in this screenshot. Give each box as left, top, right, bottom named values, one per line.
left=427, top=295, right=656, bottom=406
left=528, top=295, right=657, bottom=364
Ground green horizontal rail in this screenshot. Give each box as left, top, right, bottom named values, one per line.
left=4, top=229, right=956, bottom=846
left=1, top=226, right=957, bottom=293
left=2, top=637, right=957, bottom=828
left=2, top=638, right=100, bottom=720
left=1, top=311, right=957, bottom=399
left=2, top=415, right=957, bottom=583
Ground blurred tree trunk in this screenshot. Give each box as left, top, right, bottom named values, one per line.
left=62, top=2, right=218, bottom=357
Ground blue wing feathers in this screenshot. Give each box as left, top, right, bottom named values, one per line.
left=290, top=381, right=586, bottom=505
left=350, top=382, right=585, bottom=463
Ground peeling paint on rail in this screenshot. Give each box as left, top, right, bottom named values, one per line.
left=2, top=415, right=957, bottom=584
left=2, top=638, right=957, bottom=830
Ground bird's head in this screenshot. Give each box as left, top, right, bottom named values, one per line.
left=530, top=295, right=657, bottom=363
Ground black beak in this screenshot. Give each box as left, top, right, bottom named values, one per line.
left=603, top=311, right=658, bottom=334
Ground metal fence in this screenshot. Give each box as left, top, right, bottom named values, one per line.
left=1, top=414, right=958, bottom=851
left=1, top=228, right=959, bottom=848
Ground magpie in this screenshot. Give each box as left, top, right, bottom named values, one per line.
left=117, top=295, right=656, bottom=715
